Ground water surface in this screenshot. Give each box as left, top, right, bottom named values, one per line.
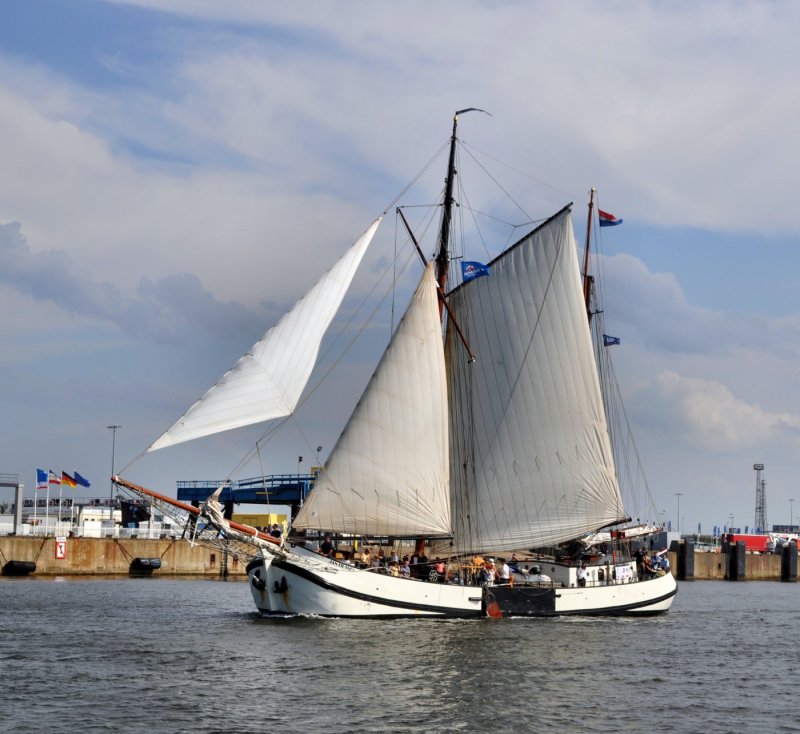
left=1, top=578, right=797, bottom=733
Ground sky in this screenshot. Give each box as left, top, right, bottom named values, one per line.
left=1, top=0, right=799, bottom=535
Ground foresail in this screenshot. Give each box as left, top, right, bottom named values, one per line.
left=293, top=262, right=451, bottom=537
left=148, top=217, right=382, bottom=451
left=446, top=207, right=624, bottom=554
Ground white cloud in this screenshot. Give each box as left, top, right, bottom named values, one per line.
left=635, top=370, right=800, bottom=451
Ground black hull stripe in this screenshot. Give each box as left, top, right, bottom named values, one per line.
left=262, top=559, right=483, bottom=618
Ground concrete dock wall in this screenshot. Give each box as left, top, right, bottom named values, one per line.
left=668, top=550, right=793, bottom=580
left=0, top=536, right=247, bottom=577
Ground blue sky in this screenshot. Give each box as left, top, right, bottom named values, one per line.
left=1, top=0, right=799, bottom=534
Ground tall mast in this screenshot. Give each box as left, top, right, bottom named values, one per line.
left=582, top=187, right=596, bottom=321
left=435, top=108, right=490, bottom=315
left=435, top=113, right=459, bottom=316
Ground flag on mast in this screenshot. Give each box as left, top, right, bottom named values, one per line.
left=36, top=468, right=48, bottom=490
left=48, top=470, right=61, bottom=485
left=598, top=209, right=623, bottom=227
left=74, top=472, right=91, bottom=488
left=61, top=471, right=78, bottom=488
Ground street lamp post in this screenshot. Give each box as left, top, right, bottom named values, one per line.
left=674, top=492, right=683, bottom=534
left=790, top=499, right=795, bottom=532
left=107, top=425, right=121, bottom=529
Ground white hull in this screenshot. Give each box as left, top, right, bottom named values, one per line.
left=247, top=545, right=677, bottom=618
left=487, top=570, right=678, bottom=618
left=247, top=544, right=483, bottom=617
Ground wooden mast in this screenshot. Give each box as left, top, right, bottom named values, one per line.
left=583, top=187, right=596, bottom=321
left=434, top=112, right=459, bottom=316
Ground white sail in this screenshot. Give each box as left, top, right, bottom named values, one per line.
left=446, top=207, right=624, bottom=554
left=293, top=262, right=451, bottom=537
left=148, top=217, right=382, bottom=451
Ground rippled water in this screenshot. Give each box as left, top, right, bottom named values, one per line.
left=1, top=578, right=798, bottom=733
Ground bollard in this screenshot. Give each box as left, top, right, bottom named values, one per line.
left=727, top=539, right=747, bottom=580
left=781, top=541, right=797, bottom=582
left=676, top=539, right=694, bottom=581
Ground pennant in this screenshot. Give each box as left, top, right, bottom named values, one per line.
left=74, top=471, right=91, bottom=488
left=48, top=470, right=61, bottom=485
left=61, top=471, right=78, bottom=488
left=461, top=261, right=490, bottom=282
left=598, top=209, right=623, bottom=227
left=36, top=468, right=48, bottom=491
left=603, top=334, right=621, bottom=347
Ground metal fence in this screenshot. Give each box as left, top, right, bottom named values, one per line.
left=0, top=522, right=180, bottom=540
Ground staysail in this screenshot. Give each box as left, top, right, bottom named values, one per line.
left=446, top=207, right=625, bottom=554
left=148, top=217, right=382, bottom=451
left=292, top=262, right=451, bottom=537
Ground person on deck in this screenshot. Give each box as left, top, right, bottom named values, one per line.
left=526, top=565, right=551, bottom=585
left=577, top=562, right=588, bottom=587
left=470, top=554, right=485, bottom=585
left=496, top=558, right=511, bottom=585
left=320, top=535, right=334, bottom=557
left=480, top=559, right=496, bottom=586
left=634, top=547, right=645, bottom=577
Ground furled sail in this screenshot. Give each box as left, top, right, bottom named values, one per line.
left=292, top=262, right=451, bottom=537
left=148, top=217, right=382, bottom=451
left=445, top=207, right=624, bottom=554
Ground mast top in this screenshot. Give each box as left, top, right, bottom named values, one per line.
left=435, top=109, right=491, bottom=302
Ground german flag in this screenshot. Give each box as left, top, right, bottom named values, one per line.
left=61, top=471, right=78, bottom=488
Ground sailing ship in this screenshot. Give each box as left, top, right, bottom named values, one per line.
left=115, top=109, right=677, bottom=618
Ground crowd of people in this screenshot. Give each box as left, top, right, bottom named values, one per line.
left=317, top=536, right=451, bottom=582
left=313, top=535, right=670, bottom=586
left=635, top=547, right=670, bottom=578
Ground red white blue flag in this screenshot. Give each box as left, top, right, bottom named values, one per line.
left=598, top=209, right=623, bottom=227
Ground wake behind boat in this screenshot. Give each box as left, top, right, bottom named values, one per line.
left=115, top=109, right=677, bottom=618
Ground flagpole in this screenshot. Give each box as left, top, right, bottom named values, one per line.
left=33, top=472, right=38, bottom=529
left=58, top=477, right=63, bottom=536
left=45, top=481, right=50, bottom=535
left=107, top=425, right=121, bottom=536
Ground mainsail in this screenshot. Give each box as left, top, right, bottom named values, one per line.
left=446, top=207, right=625, bottom=554
left=292, top=262, right=451, bottom=537
left=148, top=217, right=382, bottom=451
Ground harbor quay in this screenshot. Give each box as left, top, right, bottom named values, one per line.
left=0, top=536, right=798, bottom=581
left=0, top=536, right=248, bottom=577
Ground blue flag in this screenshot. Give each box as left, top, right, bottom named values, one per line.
left=36, top=468, right=48, bottom=490
left=74, top=471, right=91, bottom=488
left=461, top=261, right=490, bottom=282
left=603, top=334, right=621, bottom=347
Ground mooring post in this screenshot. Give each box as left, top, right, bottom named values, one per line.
left=781, top=541, right=797, bottom=582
